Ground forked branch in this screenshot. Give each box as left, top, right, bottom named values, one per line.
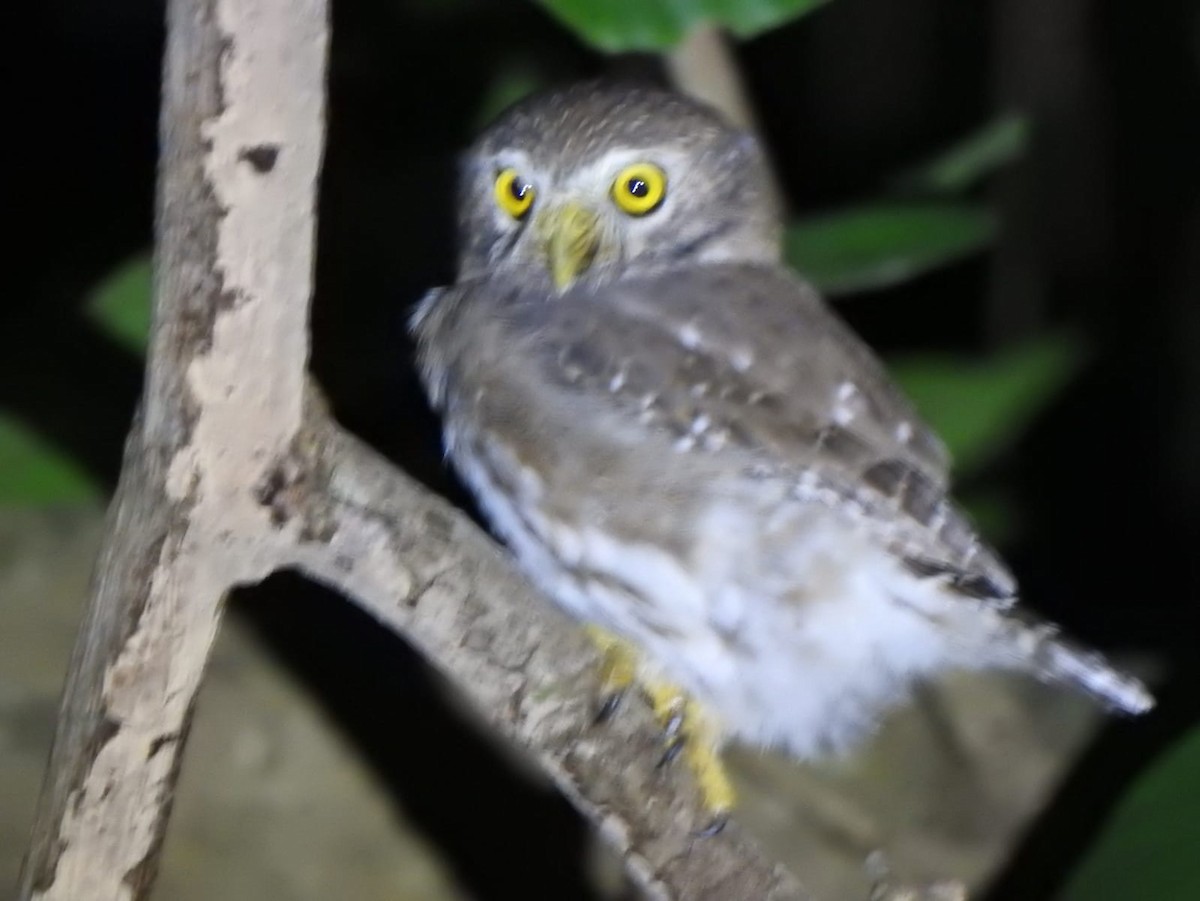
left=17, top=1, right=807, bottom=899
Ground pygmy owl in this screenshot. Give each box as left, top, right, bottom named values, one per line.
left=411, top=83, right=1152, bottom=815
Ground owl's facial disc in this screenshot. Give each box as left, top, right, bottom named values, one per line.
left=534, top=201, right=601, bottom=291
left=525, top=158, right=669, bottom=291
left=457, top=85, right=784, bottom=285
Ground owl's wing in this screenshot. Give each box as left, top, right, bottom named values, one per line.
left=531, top=262, right=1015, bottom=602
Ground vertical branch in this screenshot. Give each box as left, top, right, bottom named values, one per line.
left=18, top=1, right=329, bottom=898
left=989, top=0, right=1115, bottom=344
left=665, top=24, right=759, bottom=131
left=664, top=25, right=786, bottom=214
left=18, top=3, right=821, bottom=898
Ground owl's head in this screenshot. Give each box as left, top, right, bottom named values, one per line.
left=455, top=83, right=782, bottom=291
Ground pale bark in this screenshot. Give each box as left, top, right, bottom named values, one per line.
left=666, top=24, right=760, bottom=132
left=18, top=1, right=808, bottom=899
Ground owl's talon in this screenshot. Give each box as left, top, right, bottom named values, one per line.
left=693, top=814, right=729, bottom=838
left=662, top=710, right=685, bottom=740
left=658, top=737, right=684, bottom=769
left=593, top=690, right=625, bottom=725
left=645, top=688, right=738, bottom=816
left=584, top=628, right=737, bottom=815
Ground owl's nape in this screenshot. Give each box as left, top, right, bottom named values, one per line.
left=453, top=82, right=783, bottom=288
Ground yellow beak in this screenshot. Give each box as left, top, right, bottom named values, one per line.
left=536, top=201, right=601, bottom=291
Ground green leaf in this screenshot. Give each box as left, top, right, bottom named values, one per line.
left=85, top=253, right=152, bottom=353
left=786, top=203, right=996, bottom=295
left=0, top=414, right=99, bottom=505
left=533, top=0, right=832, bottom=52
left=892, top=113, right=1030, bottom=196
left=888, top=335, right=1084, bottom=476
left=1061, top=725, right=1200, bottom=901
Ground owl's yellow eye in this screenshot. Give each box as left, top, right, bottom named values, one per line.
left=494, top=168, right=536, bottom=219
left=611, top=163, right=667, bottom=216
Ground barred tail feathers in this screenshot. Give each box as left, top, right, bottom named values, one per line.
left=898, top=580, right=1155, bottom=715
left=993, top=608, right=1154, bottom=715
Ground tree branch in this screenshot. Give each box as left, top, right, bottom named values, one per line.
left=18, top=1, right=807, bottom=898
left=665, top=24, right=760, bottom=131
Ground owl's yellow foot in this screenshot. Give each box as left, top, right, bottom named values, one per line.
left=644, top=682, right=737, bottom=820
left=585, top=627, right=736, bottom=819
left=586, top=626, right=638, bottom=722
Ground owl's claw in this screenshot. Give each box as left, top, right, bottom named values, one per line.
left=644, top=683, right=737, bottom=818
left=583, top=625, right=737, bottom=818
left=662, top=709, right=685, bottom=741
left=658, top=735, right=684, bottom=769
left=693, top=814, right=729, bottom=838
left=593, top=689, right=625, bottom=725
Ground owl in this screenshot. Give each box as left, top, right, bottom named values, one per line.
left=410, top=82, right=1152, bottom=816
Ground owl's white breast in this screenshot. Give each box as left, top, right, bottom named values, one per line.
left=445, top=416, right=985, bottom=759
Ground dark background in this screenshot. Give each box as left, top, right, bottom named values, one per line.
left=5, top=0, right=1198, bottom=897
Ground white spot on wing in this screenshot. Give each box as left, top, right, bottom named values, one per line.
left=678, top=321, right=702, bottom=350
left=832, top=381, right=861, bottom=426
left=729, top=347, right=754, bottom=372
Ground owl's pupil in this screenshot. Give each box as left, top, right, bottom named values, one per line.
left=627, top=177, right=648, bottom=198
left=510, top=179, right=529, bottom=200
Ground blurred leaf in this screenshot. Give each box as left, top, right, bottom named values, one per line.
left=888, top=335, right=1085, bottom=476
left=786, top=203, right=996, bottom=295
left=892, top=114, right=1030, bottom=196
left=85, top=253, right=152, bottom=353
left=534, top=0, right=831, bottom=52
left=1061, top=725, right=1200, bottom=901
left=0, top=414, right=99, bottom=504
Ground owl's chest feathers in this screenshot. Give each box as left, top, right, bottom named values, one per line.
left=439, top=386, right=967, bottom=757
left=419, top=283, right=977, bottom=755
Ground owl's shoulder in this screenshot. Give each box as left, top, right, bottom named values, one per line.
left=539, top=262, right=1014, bottom=600
left=550, top=262, right=951, bottom=478
left=413, top=264, right=1015, bottom=601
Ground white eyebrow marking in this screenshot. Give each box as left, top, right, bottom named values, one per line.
left=555, top=146, right=689, bottom=199
left=486, top=149, right=537, bottom=177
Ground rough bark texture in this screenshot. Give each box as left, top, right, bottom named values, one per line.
left=18, top=1, right=809, bottom=898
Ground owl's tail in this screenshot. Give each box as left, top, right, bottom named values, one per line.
left=986, top=607, right=1155, bottom=715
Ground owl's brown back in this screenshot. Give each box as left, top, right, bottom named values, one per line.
left=416, top=261, right=1015, bottom=603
